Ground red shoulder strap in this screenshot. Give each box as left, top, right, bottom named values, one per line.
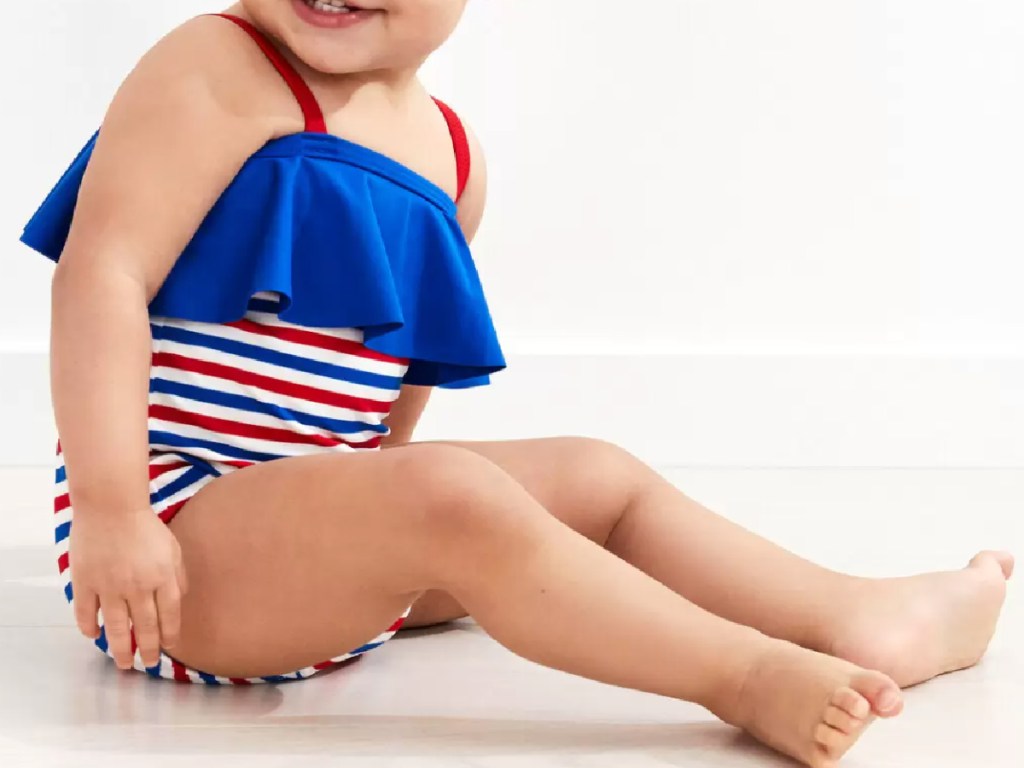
left=432, top=97, right=471, bottom=203
left=211, top=14, right=327, bottom=134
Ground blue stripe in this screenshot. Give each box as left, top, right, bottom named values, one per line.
left=55, top=521, right=71, bottom=544
left=64, top=581, right=73, bottom=602
left=151, top=323, right=403, bottom=390
left=197, top=671, right=221, bottom=685
left=55, top=465, right=66, bottom=484
left=349, top=640, right=384, bottom=656
left=148, top=430, right=282, bottom=463
left=95, top=627, right=108, bottom=653
left=260, top=675, right=290, bottom=684
left=149, top=465, right=210, bottom=506
left=146, top=660, right=163, bottom=678
left=149, top=377, right=388, bottom=435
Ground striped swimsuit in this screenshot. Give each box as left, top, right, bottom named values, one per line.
left=25, top=14, right=505, bottom=685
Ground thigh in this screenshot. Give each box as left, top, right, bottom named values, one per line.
left=402, top=436, right=650, bottom=627
left=166, top=445, right=465, bottom=678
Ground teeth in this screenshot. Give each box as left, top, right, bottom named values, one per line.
left=305, top=0, right=353, bottom=12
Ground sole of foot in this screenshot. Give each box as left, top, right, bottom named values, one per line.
left=829, top=550, right=1014, bottom=688
left=722, top=642, right=903, bottom=768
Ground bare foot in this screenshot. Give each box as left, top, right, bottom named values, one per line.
left=715, top=641, right=903, bottom=768
left=827, top=550, right=1014, bottom=687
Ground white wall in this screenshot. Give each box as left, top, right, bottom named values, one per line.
left=2, top=1, right=1023, bottom=467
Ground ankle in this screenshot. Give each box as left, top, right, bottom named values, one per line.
left=696, top=630, right=775, bottom=726
left=806, top=575, right=874, bottom=654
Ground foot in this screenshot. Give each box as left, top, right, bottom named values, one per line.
left=827, top=550, right=1014, bottom=687
left=715, top=641, right=903, bottom=768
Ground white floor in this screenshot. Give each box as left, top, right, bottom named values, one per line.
left=1, top=466, right=1021, bottom=768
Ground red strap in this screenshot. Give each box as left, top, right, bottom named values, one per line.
left=212, top=14, right=327, bottom=133
left=432, top=97, right=472, bottom=203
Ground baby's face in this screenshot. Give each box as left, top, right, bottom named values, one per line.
left=240, top=0, right=468, bottom=74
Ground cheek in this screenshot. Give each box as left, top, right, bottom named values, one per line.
left=391, top=4, right=463, bottom=57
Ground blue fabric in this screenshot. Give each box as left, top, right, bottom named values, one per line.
left=21, top=131, right=506, bottom=388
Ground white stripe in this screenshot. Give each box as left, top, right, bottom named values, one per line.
left=151, top=340, right=402, bottom=405
left=149, top=389, right=375, bottom=441
left=149, top=470, right=217, bottom=513
left=148, top=417, right=367, bottom=458
left=152, top=316, right=406, bottom=377
left=150, top=366, right=399, bottom=423
left=54, top=507, right=72, bottom=530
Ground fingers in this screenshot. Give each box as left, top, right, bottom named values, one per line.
left=73, top=586, right=101, bottom=640
left=130, top=592, right=162, bottom=669
left=175, top=555, right=189, bottom=597
left=155, top=580, right=182, bottom=651
left=100, top=599, right=135, bottom=670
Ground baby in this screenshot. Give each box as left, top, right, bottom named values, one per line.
left=21, top=2, right=1013, bottom=767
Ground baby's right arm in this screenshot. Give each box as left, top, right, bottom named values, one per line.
left=50, top=16, right=284, bottom=671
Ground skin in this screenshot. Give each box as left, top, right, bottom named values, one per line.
left=51, top=3, right=1013, bottom=767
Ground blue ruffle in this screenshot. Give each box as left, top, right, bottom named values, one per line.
left=21, top=131, right=505, bottom=388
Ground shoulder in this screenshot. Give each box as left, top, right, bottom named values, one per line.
left=103, top=15, right=294, bottom=139
left=455, top=118, right=488, bottom=243
left=57, top=16, right=291, bottom=291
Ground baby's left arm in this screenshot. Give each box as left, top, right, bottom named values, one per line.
left=381, top=122, right=488, bottom=447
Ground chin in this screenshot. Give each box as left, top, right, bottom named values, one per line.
left=239, top=0, right=463, bottom=75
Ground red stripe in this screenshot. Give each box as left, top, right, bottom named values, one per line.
left=130, top=629, right=138, bottom=658
left=149, top=460, right=190, bottom=479
left=432, top=97, right=471, bottom=202
left=157, top=498, right=188, bottom=525
left=212, top=14, right=326, bottom=133
left=56, top=440, right=62, bottom=455
left=228, top=677, right=253, bottom=685
left=150, top=403, right=381, bottom=451
left=55, top=493, right=70, bottom=514
left=387, top=616, right=407, bottom=633
left=151, top=352, right=391, bottom=413
left=170, top=658, right=191, bottom=683
left=57, top=551, right=69, bottom=574
left=150, top=404, right=346, bottom=448
left=312, top=660, right=336, bottom=671
left=224, top=318, right=408, bottom=365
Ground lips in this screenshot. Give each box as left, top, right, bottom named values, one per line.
left=292, top=0, right=380, bottom=29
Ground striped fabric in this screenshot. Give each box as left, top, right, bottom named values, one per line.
left=53, top=292, right=412, bottom=684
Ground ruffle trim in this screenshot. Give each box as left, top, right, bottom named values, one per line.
left=21, top=131, right=506, bottom=388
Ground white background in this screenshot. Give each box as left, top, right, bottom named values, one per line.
left=2, top=1, right=1022, bottom=467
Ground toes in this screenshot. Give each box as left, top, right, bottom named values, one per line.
left=848, top=672, right=903, bottom=717
left=823, top=703, right=863, bottom=734
left=970, top=550, right=1014, bottom=579
left=831, top=686, right=870, bottom=719
left=815, top=722, right=852, bottom=754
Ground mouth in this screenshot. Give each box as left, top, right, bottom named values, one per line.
left=304, top=0, right=362, bottom=13
left=293, top=0, right=381, bottom=28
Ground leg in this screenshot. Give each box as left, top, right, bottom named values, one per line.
left=415, top=437, right=1013, bottom=687
left=169, top=442, right=901, bottom=768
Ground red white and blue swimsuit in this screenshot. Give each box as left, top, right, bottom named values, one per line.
left=20, top=14, right=505, bottom=685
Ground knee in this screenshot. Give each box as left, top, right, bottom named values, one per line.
left=548, top=436, right=653, bottom=503
left=388, top=443, right=525, bottom=537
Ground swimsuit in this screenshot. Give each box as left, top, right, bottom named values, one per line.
left=21, top=13, right=505, bottom=684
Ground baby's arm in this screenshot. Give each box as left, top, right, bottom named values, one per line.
left=381, top=124, right=488, bottom=446
left=51, top=17, right=280, bottom=668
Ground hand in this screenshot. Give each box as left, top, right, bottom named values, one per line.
left=68, top=508, right=189, bottom=670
